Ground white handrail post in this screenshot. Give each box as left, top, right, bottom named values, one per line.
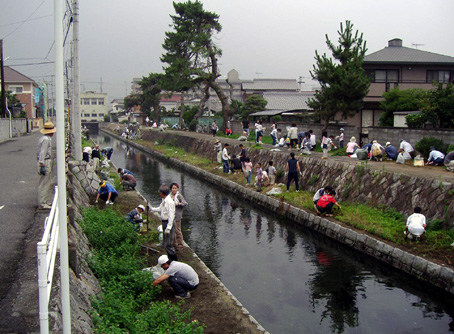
left=37, top=242, right=49, bottom=334
left=54, top=0, right=71, bottom=332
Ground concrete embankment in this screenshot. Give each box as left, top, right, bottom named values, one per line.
left=100, top=125, right=454, bottom=295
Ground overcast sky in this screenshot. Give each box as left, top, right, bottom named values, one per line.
left=1, top=0, right=454, bottom=101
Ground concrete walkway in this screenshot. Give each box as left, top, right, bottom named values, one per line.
left=0, top=131, right=56, bottom=333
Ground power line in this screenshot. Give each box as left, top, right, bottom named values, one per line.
left=0, top=14, right=53, bottom=28
left=1, top=0, right=48, bottom=39
left=8, top=61, right=53, bottom=67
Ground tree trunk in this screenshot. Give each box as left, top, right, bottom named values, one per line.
left=179, top=92, right=184, bottom=128
left=194, top=84, right=210, bottom=120
left=153, top=103, right=160, bottom=123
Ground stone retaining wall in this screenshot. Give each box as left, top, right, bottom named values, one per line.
left=101, top=127, right=454, bottom=295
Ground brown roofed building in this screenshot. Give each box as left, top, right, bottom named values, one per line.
left=2, top=66, right=39, bottom=119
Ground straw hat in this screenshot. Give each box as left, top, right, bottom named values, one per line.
left=215, top=139, right=221, bottom=144
left=40, top=121, right=57, bottom=134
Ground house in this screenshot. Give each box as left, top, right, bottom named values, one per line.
left=2, top=66, right=39, bottom=120
left=241, top=78, right=299, bottom=99
left=361, top=38, right=454, bottom=128
left=80, top=91, right=108, bottom=122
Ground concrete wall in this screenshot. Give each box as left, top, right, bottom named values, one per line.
left=102, top=127, right=454, bottom=295
left=0, top=118, right=31, bottom=143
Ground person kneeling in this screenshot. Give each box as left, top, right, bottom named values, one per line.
left=153, top=255, right=199, bottom=299
left=316, top=190, right=341, bottom=217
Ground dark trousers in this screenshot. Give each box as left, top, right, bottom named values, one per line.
left=316, top=202, right=335, bottom=214
left=169, top=275, right=198, bottom=297
left=107, top=149, right=113, bottom=160
left=82, top=152, right=89, bottom=163
left=162, top=220, right=177, bottom=261
left=123, top=181, right=136, bottom=190
left=222, top=159, right=230, bottom=173
left=287, top=171, right=299, bottom=190
left=99, top=192, right=118, bottom=203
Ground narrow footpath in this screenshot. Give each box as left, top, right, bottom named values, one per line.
left=0, top=131, right=56, bottom=333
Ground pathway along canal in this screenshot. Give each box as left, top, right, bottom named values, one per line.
left=97, top=133, right=454, bottom=334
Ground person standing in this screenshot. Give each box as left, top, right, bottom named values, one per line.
left=255, top=163, right=263, bottom=192
left=37, top=121, right=57, bottom=209
left=222, top=143, right=230, bottom=174
left=339, top=128, right=345, bottom=148
left=211, top=120, right=218, bottom=137
left=242, top=118, right=250, bottom=138
left=153, top=255, right=199, bottom=299
left=270, top=126, right=278, bottom=146
left=243, top=157, right=253, bottom=186
left=151, top=185, right=178, bottom=261
left=286, top=152, right=301, bottom=192
left=91, top=145, right=101, bottom=172
left=170, top=183, right=188, bottom=250
left=239, top=144, right=247, bottom=168
left=288, top=123, right=298, bottom=149
left=268, top=161, right=276, bottom=185
left=321, top=131, right=329, bottom=159
left=214, top=139, right=222, bottom=163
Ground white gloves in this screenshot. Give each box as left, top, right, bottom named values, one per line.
left=106, top=201, right=109, bottom=205
left=95, top=200, right=98, bottom=204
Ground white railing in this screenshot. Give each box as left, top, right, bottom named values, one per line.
left=37, top=186, right=70, bottom=334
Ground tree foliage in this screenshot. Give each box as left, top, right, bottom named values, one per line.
left=308, top=21, right=370, bottom=130
left=241, top=95, right=267, bottom=118
left=403, top=83, right=454, bottom=129
left=379, top=88, right=428, bottom=126
left=161, top=0, right=232, bottom=129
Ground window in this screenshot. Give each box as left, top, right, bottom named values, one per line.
left=91, top=113, right=97, bottom=117
left=91, top=98, right=98, bottom=105
left=99, top=113, right=104, bottom=117
left=84, top=113, right=90, bottom=117
left=427, top=70, right=453, bottom=83
left=8, top=85, right=23, bottom=93
left=98, top=98, right=104, bottom=105
left=373, top=70, right=398, bottom=83
left=83, top=98, right=90, bottom=105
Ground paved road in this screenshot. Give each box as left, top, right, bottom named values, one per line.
left=0, top=131, right=56, bottom=333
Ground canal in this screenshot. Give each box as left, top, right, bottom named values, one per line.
left=97, top=133, right=454, bottom=334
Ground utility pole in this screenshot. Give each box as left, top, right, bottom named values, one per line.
left=100, top=77, right=103, bottom=93
left=1, top=39, right=6, bottom=117
left=72, top=0, right=82, bottom=160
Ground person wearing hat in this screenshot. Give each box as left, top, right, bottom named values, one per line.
left=37, top=121, right=57, bottom=209
left=213, top=139, right=222, bottom=163
left=95, top=181, right=118, bottom=205
left=339, top=128, right=345, bottom=148
left=345, top=137, right=360, bottom=155
left=125, top=204, right=145, bottom=229
left=384, top=142, right=398, bottom=160
left=426, top=147, right=445, bottom=166
left=153, top=255, right=199, bottom=299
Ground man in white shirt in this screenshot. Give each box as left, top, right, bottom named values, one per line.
left=151, top=185, right=177, bottom=260
left=405, top=207, right=426, bottom=240
left=222, top=143, right=230, bottom=174
left=426, top=147, right=445, bottom=166
left=153, top=255, right=199, bottom=299
left=398, top=139, right=415, bottom=159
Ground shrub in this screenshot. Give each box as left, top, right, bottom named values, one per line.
left=188, top=119, right=197, bottom=131
left=415, top=137, right=445, bottom=158
left=271, top=115, right=282, bottom=122
left=405, top=113, right=426, bottom=128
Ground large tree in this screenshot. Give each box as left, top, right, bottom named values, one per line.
left=161, top=0, right=232, bottom=129
left=308, top=21, right=370, bottom=131
left=124, top=73, right=162, bottom=122
left=241, top=95, right=267, bottom=118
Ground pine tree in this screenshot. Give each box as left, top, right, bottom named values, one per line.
left=308, top=21, right=370, bottom=130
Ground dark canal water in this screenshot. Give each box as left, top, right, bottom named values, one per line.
left=96, top=133, right=454, bottom=334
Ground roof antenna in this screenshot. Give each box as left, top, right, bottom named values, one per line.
left=411, top=43, right=425, bottom=49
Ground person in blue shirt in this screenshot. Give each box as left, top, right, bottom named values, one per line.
left=426, top=147, right=445, bottom=166
left=95, top=181, right=118, bottom=205
left=384, top=142, right=398, bottom=160
left=118, top=168, right=134, bottom=176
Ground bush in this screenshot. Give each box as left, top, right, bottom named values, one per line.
left=415, top=137, right=445, bottom=158
left=405, top=113, right=426, bottom=128
left=188, top=119, right=197, bottom=131
left=271, top=115, right=282, bottom=122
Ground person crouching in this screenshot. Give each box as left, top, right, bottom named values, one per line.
left=153, top=255, right=199, bottom=299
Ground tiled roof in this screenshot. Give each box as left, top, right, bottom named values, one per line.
left=242, top=78, right=298, bottom=91
left=4, top=66, right=36, bottom=83
left=263, top=92, right=313, bottom=110
left=364, top=46, right=454, bottom=64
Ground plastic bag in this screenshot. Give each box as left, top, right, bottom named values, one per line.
left=356, top=149, right=368, bottom=160
left=396, top=153, right=405, bottom=164
left=142, top=265, right=165, bottom=280
left=301, top=147, right=312, bottom=155
left=413, top=155, right=424, bottom=167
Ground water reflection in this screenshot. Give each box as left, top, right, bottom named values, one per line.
left=95, top=133, right=454, bottom=334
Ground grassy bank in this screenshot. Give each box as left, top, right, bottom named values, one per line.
left=80, top=207, right=203, bottom=334
left=133, top=135, right=454, bottom=267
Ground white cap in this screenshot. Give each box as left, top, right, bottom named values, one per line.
left=385, top=142, right=391, bottom=146
left=340, top=128, right=344, bottom=131
left=137, top=204, right=145, bottom=211
left=158, top=255, right=169, bottom=266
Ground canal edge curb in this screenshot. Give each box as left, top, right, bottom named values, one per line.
left=101, top=129, right=454, bottom=295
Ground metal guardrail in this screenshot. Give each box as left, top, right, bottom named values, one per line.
left=37, top=186, right=70, bottom=334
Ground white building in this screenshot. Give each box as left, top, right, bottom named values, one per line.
left=80, top=91, right=108, bottom=122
